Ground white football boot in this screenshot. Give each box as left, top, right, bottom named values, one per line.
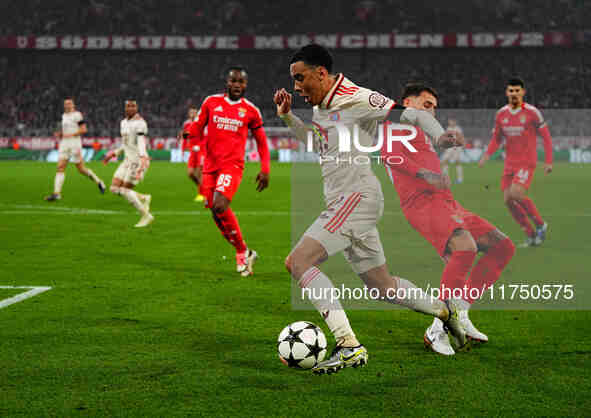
left=534, top=222, right=548, bottom=246
left=424, top=318, right=455, bottom=356
left=442, top=299, right=469, bottom=350
left=312, top=343, right=368, bottom=375
left=236, top=249, right=257, bottom=277
left=459, top=310, right=488, bottom=343
left=135, top=212, right=154, bottom=228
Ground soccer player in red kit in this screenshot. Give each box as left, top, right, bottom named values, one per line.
left=479, top=78, right=553, bottom=247
left=186, top=67, right=270, bottom=276
left=382, top=83, right=516, bottom=355
left=180, top=106, right=205, bottom=202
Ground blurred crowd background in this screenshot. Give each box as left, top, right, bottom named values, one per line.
left=2, top=0, right=588, bottom=35
left=1, top=0, right=590, bottom=142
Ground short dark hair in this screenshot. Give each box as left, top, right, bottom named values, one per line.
left=401, top=83, right=439, bottom=101
left=290, top=44, right=333, bottom=73
left=64, top=97, right=75, bottom=102
left=188, top=105, right=198, bottom=110
left=227, top=66, right=248, bottom=78
left=506, top=77, right=525, bottom=88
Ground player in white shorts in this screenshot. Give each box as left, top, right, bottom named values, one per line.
left=103, top=100, right=154, bottom=228
left=45, top=97, right=106, bottom=201
left=274, top=44, right=467, bottom=375
left=440, top=118, right=465, bottom=184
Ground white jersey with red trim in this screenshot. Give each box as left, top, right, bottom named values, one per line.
left=311, top=74, right=396, bottom=203
left=61, top=110, right=84, bottom=147
left=120, top=114, right=148, bottom=161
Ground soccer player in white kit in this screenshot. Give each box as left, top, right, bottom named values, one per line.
left=440, top=118, right=465, bottom=184
left=103, top=100, right=153, bottom=228
left=274, top=44, right=467, bottom=374
left=45, top=98, right=106, bottom=201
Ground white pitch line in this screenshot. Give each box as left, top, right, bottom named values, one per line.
left=0, top=204, right=589, bottom=218
left=0, top=286, right=52, bottom=310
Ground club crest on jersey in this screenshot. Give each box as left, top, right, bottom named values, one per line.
left=520, top=115, right=526, bottom=124
left=329, top=112, right=340, bottom=122
left=214, top=105, right=224, bottom=112
left=238, top=107, right=247, bottom=118
left=368, top=92, right=388, bottom=109
left=502, top=118, right=509, bottom=124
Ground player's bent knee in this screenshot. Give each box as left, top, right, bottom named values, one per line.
left=497, top=238, right=516, bottom=262
left=110, top=185, right=122, bottom=195
left=447, top=229, right=478, bottom=253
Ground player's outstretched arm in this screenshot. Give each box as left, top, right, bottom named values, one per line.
left=274, top=88, right=314, bottom=143
left=252, top=127, right=270, bottom=192
left=538, top=124, right=553, bottom=175
left=480, top=113, right=503, bottom=167
left=103, top=147, right=123, bottom=165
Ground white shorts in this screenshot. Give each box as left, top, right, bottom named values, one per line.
left=302, top=191, right=386, bottom=274
left=58, top=140, right=82, bottom=163
left=113, top=158, right=146, bottom=186
left=441, top=147, right=462, bottom=164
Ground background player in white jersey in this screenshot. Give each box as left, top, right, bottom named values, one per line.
left=103, top=100, right=153, bottom=227
left=274, top=44, right=467, bottom=375
left=45, top=97, right=105, bottom=201
left=440, top=118, right=465, bottom=184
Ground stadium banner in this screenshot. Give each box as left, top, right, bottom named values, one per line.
left=0, top=32, right=579, bottom=50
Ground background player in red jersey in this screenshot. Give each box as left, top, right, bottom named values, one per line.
left=382, top=83, right=516, bottom=355
left=479, top=78, right=553, bottom=247
left=180, top=106, right=205, bottom=202
left=187, top=67, right=270, bottom=276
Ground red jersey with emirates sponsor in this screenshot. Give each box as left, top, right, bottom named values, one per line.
left=187, top=93, right=270, bottom=174
left=381, top=108, right=452, bottom=208
left=485, top=103, right=553, bottom=166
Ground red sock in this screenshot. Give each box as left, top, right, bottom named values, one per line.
left=440, top=250, right=477, bottom=300
left=212, top=208, right=247, bottom=253
left=464, top=238, right=515, bottom=304
left=507, top=200, right=535, bottom=237
left=520, top=197, right=544, bottom=227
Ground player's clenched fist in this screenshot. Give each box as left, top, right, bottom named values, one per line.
left=438, top=132, right=464, bottom=148
left=274, top=88, right=292, bottom=116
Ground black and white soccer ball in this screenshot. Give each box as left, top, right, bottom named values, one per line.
left=277, top=321, right=327, bottom=369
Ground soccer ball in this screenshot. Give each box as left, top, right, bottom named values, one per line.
left=277, top=321, right=327, bottom=369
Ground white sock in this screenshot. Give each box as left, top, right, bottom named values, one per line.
left=456, top=165, right=464, bottom=182
left=298, top=266, right=357, bottom=344
left=54, top=172, right=65, bottom=194
left=442, top=164, right=449, bottom=176
left=431, top=317, right=445, bottom=330
left=456, top=298, right=470, bottom=311
left=121, top=188, right=146, bottom=215
left=393, top=277, right=447, bottom=318
left=84, top=168, right=102, bottom=184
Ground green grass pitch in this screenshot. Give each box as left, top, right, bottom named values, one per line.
left=0, top=161, right=590, bottom=416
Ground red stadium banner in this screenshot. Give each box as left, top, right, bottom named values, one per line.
left=0, top=32, right=580, bottom=50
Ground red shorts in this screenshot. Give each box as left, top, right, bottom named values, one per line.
left=403, top=193, right=496, bottom=257
left=187, top=148, right=205, bottom=169
left=201, top=166, right=243, bottom=208
left=501, top=164, right=536, bottom=190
